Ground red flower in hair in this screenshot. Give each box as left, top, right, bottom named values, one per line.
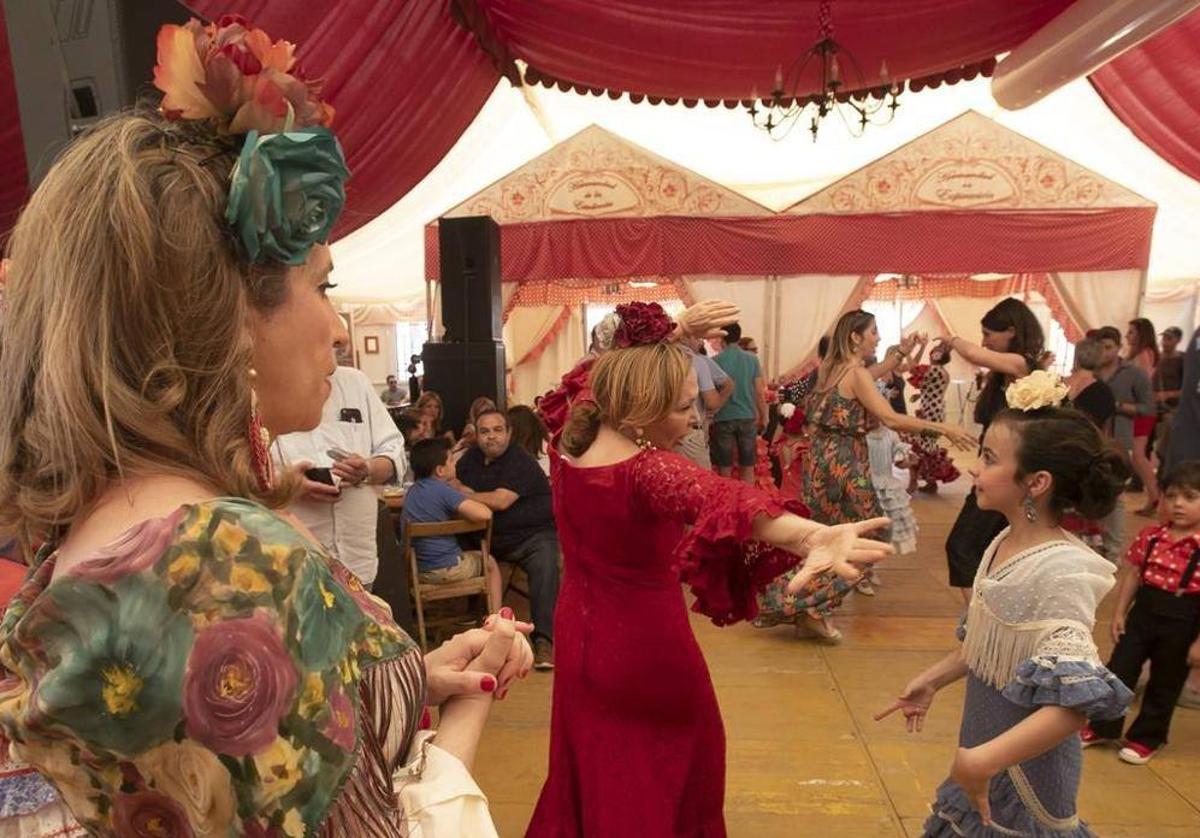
left=612, top=302, right=675, bottom=348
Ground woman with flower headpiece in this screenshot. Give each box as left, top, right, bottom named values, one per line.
left=939, top=298, right=1047, bottom=603
left=876, top=373, right=1132, bottom=837
left=529, top=301, right=895, bottom=836
left=0, top=16, right=531, bottom=837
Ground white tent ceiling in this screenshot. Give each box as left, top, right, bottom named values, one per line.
left=330, top=73, right=1200, bottom=308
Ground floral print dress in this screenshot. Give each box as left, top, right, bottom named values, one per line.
left=755, top=371, right=888, bottom=622
left=0, top=498, right=425, bottom=837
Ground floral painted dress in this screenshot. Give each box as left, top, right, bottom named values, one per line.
left=755, top=371, right=888, bottom=623
left=801, top=374, right=887, bottom=528
left=0, top=498, right=427, bottom=837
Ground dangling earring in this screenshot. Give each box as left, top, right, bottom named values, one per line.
left=633, top=427, right=653, bottom=450
left=1023, top=493, right=1038, bottom=523
left=247, top=368, right=274, bottom=491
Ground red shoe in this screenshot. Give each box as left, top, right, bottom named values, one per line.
left=1080, top=726, right=1114, bottom=748
left=1118, top=740, right=1159, bottom=764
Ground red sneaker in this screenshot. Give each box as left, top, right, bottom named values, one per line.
left=1118, top=740, right=1159, bottom=764
left=1079, top=725, right=1113, bottom=748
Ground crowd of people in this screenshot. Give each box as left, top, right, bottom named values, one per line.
left=0, top=13, right=1198, bottom=838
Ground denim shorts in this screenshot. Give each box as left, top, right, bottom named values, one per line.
left=711, top=418, right=757, bottom=467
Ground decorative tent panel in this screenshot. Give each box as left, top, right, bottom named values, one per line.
left=788, top=111, right=1153, bottom=215
left=441, top=208, right=1152, bottom=280
left=502, top=277, right=691, bottom=318
left=421, top=112, right=1154, bottom=407
left=440, top=124, right=771, bottom=225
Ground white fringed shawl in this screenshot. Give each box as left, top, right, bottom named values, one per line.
left=962, top=529, right=1116, bottom=690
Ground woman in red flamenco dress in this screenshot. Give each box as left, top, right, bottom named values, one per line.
left=527, top=303, right=891, bottom=837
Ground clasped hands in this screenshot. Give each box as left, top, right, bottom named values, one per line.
left=424, top=608, right=535, bottom=706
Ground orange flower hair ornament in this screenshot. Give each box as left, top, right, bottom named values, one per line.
left=153, top=15, right=347, bottom=265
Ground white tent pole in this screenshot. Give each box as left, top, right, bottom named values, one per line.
left=425, top=277, right=433, bottom=338
left=761, top=274, right=773, bottom=379
left=777, top=273, right=787, bottom=379
left=992, top=0, right=1200, bottom=110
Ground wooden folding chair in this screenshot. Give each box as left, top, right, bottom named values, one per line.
left=400, top=518, right=494, bottom=652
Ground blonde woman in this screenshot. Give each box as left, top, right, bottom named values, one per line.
left=757, top=310, right=974, bottom=639
left=416, top=390, right=456, bottom=443
left=527, top=305, right=893, bottom=836
left=0, top=17, right=528, bottom=836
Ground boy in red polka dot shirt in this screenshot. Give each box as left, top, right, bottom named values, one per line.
left=1082, top=461, right=1200, bottom=763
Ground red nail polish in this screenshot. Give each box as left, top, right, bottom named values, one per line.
left=500, top=606, right=515, bottom=620
left=480, top=676, right=496, bottom=693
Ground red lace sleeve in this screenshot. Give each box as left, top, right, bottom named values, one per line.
left=630, top=449, right=809, bottom=626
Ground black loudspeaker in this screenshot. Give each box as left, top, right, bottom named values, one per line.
left=438, top=215, right=502, bottom=343
left=420, top=340, right=507, bottom=434
left=3, top=0, right=190, bottom=187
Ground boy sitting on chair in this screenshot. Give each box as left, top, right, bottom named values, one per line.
left=402, top=438, right=502, bottom=610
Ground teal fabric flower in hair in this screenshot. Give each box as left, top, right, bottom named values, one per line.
left=226, top=126, right=349, bottom=266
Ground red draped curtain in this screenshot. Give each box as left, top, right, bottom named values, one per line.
left=0, top=11, right=27, bottom=242
left=1090, top=8, right=1200, bottom=184
left=475, top=0, right=1071, bottom=105
left=9, top=0, right=1156, bottom=241
left=188, top=1, right=502, bottom=239
left=429, top=209, right=1154, bottom=282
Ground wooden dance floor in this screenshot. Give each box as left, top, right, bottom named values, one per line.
left=475, top=476, right=1200, bottom=836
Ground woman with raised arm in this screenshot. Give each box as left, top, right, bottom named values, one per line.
left=0, top=17, right=529, bottom=836
left=938, top=298, right=1046, bottom=601
left=529, top=303, right=893, bottom=836
left=755, top=310, right=974, bottom=638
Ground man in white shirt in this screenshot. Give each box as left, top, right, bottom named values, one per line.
left=273, top=365, right=407, bottom=588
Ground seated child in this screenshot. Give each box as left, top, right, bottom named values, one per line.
left=402, top=438, right=502, bottom=610
left=1083, top=460, right=1200, bottom=764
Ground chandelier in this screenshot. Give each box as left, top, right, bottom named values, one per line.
left=747, top=0, right=901, bottom=141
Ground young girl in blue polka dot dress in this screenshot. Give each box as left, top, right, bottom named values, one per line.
left=877, top=378, right=1133, bottom=836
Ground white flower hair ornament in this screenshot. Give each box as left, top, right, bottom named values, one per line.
left=1004, top=370, right=1070, bottom=412
left=592, top=312, right=621, bottom=352
left=778, top=403, right=797, bottom=419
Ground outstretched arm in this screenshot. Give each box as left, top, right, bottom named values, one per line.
left=631, top=449, right=892, bottom=587
left=875, top=648, right=969, bottom=733
left=936, top=336, right=1029, bottom=378
left=850, top=368, right=975, bottom=450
